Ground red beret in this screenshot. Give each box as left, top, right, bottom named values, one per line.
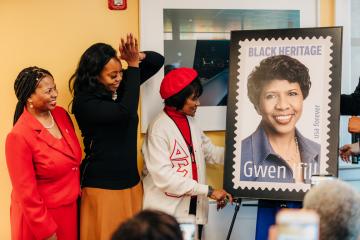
left=160, top=68, right=198, bottom=99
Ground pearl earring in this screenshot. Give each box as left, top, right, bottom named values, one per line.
left=29, top=103, right=33, bottom=108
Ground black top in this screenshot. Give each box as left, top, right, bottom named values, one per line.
left=73, top=51, right=164, bottom=189
left=340, top=77, right=360, bottom=115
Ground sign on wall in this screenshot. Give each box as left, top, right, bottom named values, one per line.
left=140, top=0, right=319, bottom=132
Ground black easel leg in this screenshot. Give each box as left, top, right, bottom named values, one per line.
left=198, top=224, right=203, bottom=240
left=226, top=198, right=242, bottom=240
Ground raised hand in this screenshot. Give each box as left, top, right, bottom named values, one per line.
left=119, top=33, right=139, bottom=67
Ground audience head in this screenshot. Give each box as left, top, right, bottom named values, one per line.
left=111, top=210, right=183, bottom=240
left=303, top=179, right=360, bottom=240
left=13, top=66, right=54, bottom=125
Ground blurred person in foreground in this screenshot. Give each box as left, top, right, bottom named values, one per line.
left=111, top=210, right=183, bottom=240
left=269, top=179, right=360, bottom=240
left=303, top=179, right=360, bottom=240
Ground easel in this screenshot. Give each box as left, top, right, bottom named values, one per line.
left=223, top=175, right=337, bottom=240
left=226, top=198, right=242, bottom=240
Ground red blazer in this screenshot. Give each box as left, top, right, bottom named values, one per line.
left=5, top=106, right=82, bottom=240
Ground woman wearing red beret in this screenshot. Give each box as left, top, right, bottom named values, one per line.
left=142, top=67, right=232, bottom=239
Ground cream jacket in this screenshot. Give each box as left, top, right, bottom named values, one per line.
left=142, top=111, right=224, bottom=224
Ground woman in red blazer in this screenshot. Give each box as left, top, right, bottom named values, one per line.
left=5, top=67, right=82, bottom=240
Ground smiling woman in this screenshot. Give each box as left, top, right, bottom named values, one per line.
left=240, top=55, right=320, bottom=184
left=142, top=68, right=232, bottom=239
left=5, top=67, right=82, bottom=240
left=97, top=57, right=123, bottom=96
left=68, top=35, right=164, bottom=240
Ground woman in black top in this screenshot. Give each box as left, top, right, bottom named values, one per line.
left=69, top=34, right=164, bottom=240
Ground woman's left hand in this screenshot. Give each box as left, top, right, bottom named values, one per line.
left=119, top=33, right=139, bottom=67
left=215, top=192, right=233, bottom=210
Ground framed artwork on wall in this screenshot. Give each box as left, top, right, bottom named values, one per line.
left=224, top=27, right=342, bottom=201
left=140, top=0, right=319, bottom=132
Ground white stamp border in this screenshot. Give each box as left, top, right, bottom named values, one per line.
left=231, top=36, right=333, bottom=192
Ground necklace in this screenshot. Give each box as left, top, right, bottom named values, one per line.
left=112, top=92, right=118, bottom=101
left=44, top=112, right=55, bottom=129
left=270, top=136, right=299, bottom=162
left=285, top=136, right=300, bottom=162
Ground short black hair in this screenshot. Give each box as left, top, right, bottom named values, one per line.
left=164, top=77, right=203, bottom=110
left=111, top=210, right=183, bottom=240
left=247, top=55, right=311, bottom=108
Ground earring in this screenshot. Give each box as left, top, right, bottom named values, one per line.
left=27, top=98, right=33, bottom=108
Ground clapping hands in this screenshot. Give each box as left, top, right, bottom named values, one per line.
left=119, top=33, right=139, bottom=67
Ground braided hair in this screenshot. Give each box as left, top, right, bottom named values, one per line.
left=13, top=66, right=52, bottom=125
